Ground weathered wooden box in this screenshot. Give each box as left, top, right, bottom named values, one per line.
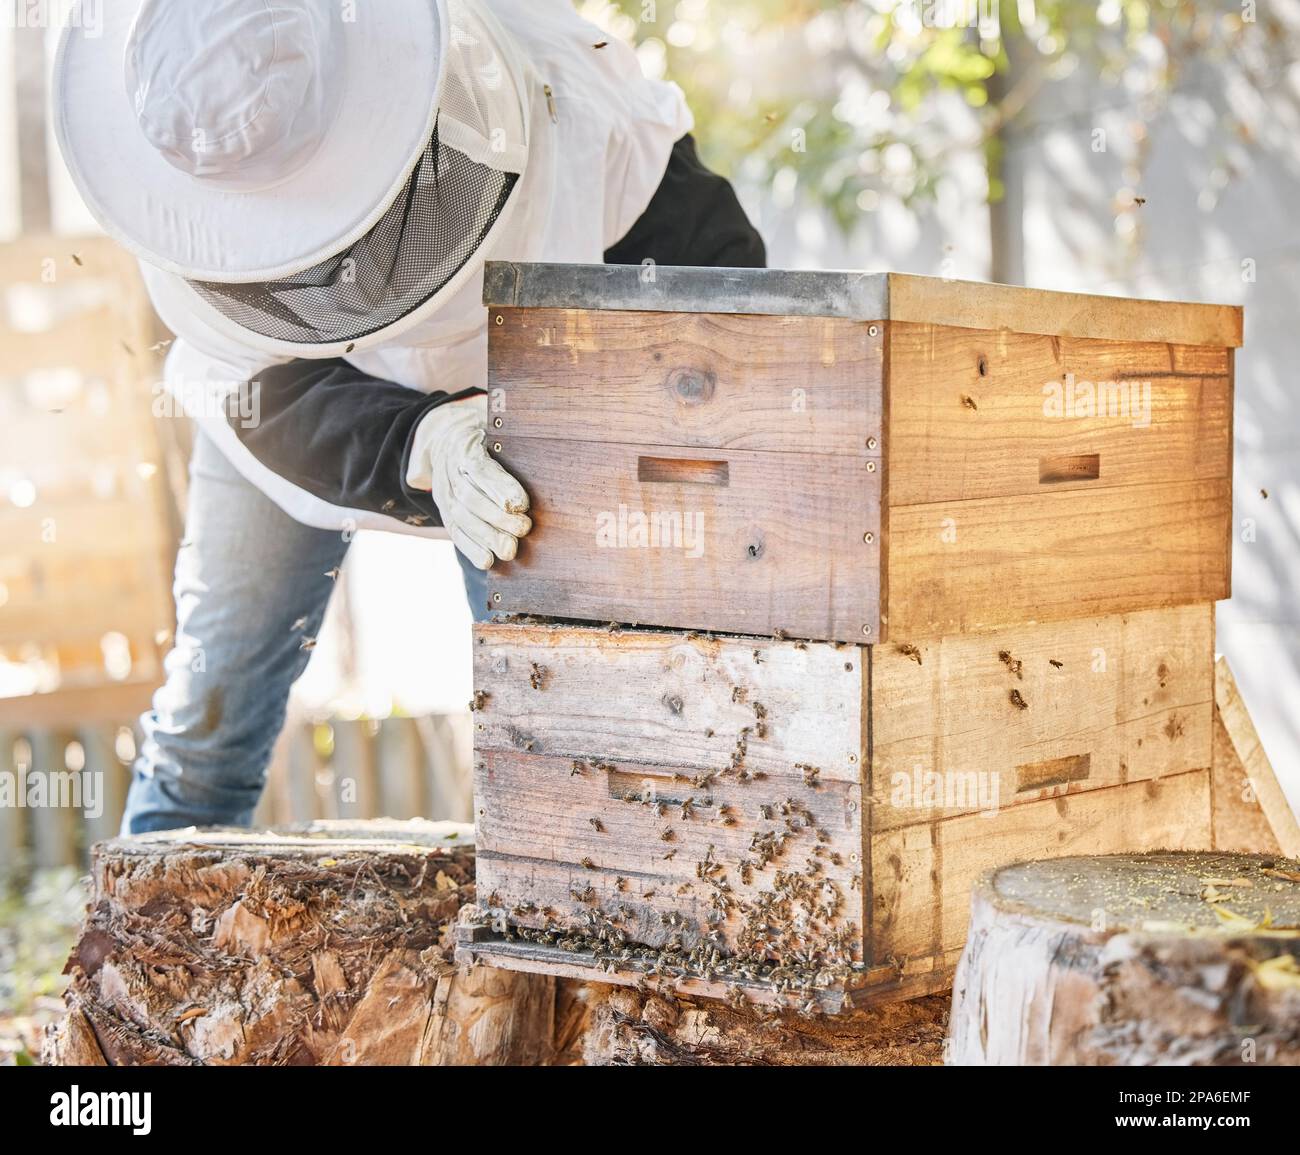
left=484, top=262, right=1239, bottom=643
left=459, top=604, right=1215, bottom=1009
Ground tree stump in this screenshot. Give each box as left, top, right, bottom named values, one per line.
left=950, top=851, right=1300, bottom=1065
left=582, top=984, right=949, bottom=1066
left=43, top=820, right=574, bottom=1065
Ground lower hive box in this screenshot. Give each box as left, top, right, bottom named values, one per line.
left=458, top=604, right=1215, bottom=1010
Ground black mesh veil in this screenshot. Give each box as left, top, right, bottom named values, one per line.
left=189, top=123, right=518, bottom=346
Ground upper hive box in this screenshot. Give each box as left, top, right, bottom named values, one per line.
left=483, top=263, right=1240, bottom=643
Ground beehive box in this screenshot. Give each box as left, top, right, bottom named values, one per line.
left=459, top=603, right=1216, bottom=1010
left=0, top=236, right=175, bottom=717
left=483, top=262, right=1239, bottom=643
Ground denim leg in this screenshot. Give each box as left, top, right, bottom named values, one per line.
left=454, top=546, right=492, bottom=623
left=122, top=434, right=352, bottom=833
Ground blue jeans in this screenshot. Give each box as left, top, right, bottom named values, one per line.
left=121, top=433, right=487, bottom=834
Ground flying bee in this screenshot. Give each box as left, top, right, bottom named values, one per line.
left=589, top=817, right=604, bottom=832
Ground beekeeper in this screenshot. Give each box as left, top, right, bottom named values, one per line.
left=54, top=0, right=764, bottom=833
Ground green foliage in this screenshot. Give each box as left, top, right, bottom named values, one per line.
left=0, top=868, right=83, bottom=1017
left=592, top=0, right=1296, bottom=231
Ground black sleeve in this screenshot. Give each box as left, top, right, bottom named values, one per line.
left=604, top=134, right=767, bottom=269
left=226, top=360, right=481, bottom=526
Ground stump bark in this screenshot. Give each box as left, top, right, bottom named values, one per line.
left=582, top=984, right=949, bottom=1066
left=950, top=851, right=1300, bottom=1065
left=43, top=820, right=577, bottom=1066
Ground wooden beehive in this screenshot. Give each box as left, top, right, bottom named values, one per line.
left=458, top=603, right=1216, bottom=1010
left=483, top=262, right=1239, bottom=643
left=0, top=237, right=176, bottom=717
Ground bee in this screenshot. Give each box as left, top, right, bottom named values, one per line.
left=895, top=643, right=922, bottom=666
left=752, top=649, right=764, bottom=665
left=615, top=877, right=628, bottom=892
left=589, top=817, right=605, bottom=833
left=1009, top=688, right=1029, bottom=710
left=529, top=662, right=548, bottom=690
left=290, top=617, right=309, bottom=632
left=570, top=760, right=586, bottom=776
left=299, top=637, right=317, bottom=652
left=660, top=828, right=675, bottom=842
left=324, top=567, right=342, bottom=581
left=1049, top=659, right=1064, bottom=669
left=662, top=848, right=677, bottom=860
left=469, top=690, right=488, bottom=712
left=794, top=640, right=808, bottom=651
left=961, top=394, right=978, bottom=411
left=731, top=686, right=747, bottom=704
left=998, top=650, right=1024, bottom=680
left=797, top=763, right=821, bottom=789
left=581, top=856, right=597, bottom=870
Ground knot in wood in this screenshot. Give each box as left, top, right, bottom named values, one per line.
left=665, top=366, right=716, bottom=407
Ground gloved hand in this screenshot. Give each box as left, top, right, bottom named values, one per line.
left=405, top=394, right=531, bottom=569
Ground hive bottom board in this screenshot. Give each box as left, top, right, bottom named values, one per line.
left=459, top=605, right=1217, bottom=1010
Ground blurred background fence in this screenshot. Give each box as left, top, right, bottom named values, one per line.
left=0, top=233, right=475, bottom=874
left=0, top=714, right=472, bottom=871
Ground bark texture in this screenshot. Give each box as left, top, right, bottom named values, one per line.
left=583, top=984, right=949, bottom=1066
left=950, top=851, right=1300, bottom=1066
left=43, top=820, right=575, bottom=1065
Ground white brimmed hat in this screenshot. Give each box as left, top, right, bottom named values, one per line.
left=54, top=0, right=531, bottom=345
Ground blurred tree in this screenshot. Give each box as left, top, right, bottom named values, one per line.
left=584, top=0, right=1299, bottom=275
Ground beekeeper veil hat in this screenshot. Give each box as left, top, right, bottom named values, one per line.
left=54, top=0, right=531, bottom=354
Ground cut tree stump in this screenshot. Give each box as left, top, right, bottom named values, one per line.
left=582, top=984, right=949, bottom=1066
left=949, top=851, right=1300, bottom=1065
left=43, top=820, right=580, bottom=1066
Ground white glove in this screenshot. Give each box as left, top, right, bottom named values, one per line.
left=406, top=395, right=531, bottom=569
